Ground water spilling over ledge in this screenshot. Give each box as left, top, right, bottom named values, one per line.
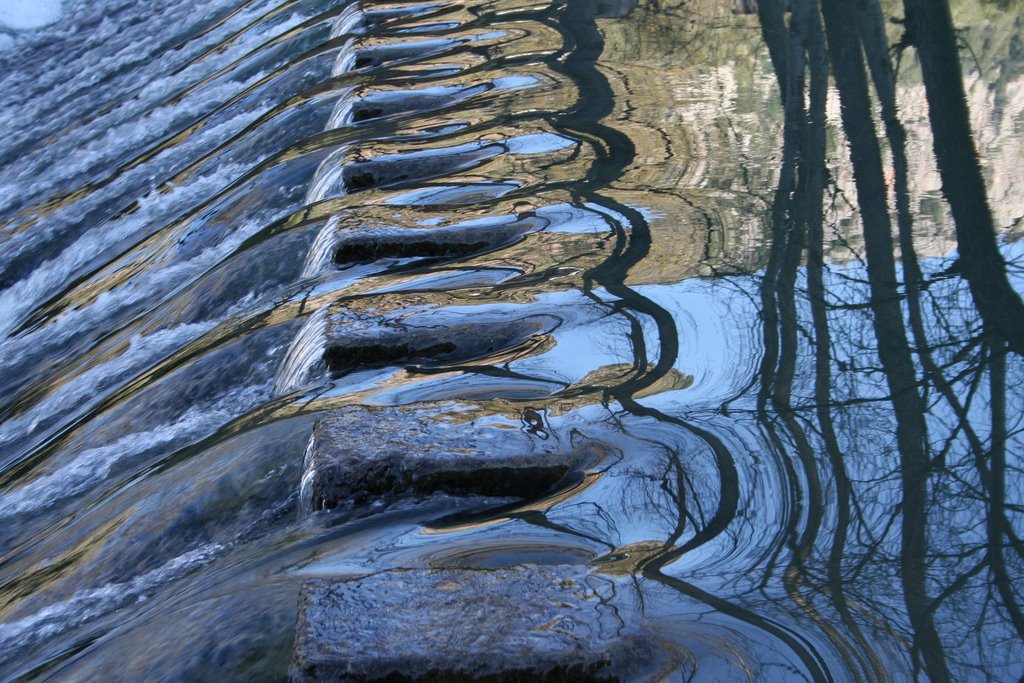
left=1, top=0, right=1023, bottom=680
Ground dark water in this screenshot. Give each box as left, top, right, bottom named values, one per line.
left=0, top=0, right=1022, bottom=680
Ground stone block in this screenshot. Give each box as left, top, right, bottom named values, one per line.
left=290, top=566, right=630, bottom=682
left=353, top=37, right=461, bottom=70
left=332, top=214, right=544, bottom=265
left=323, top=306, right=558, bottom=375
left=346, top=84, right=488, bottom=123
left=299, top=406, right=605, bottom=514
left=342, top=141, right=505, bottom=193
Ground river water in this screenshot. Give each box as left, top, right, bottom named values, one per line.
left=1, top=0, right=1022, bottom=680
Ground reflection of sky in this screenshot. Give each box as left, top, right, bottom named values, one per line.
left=1006, top=238, right=1024, bottom=290
left=0, top=0, right=62, bottom=31
left=502, top=288, right=632, bottom=384
left=618, top=239, right=1024, bottom=679
left=634, top=239, right=1024, bottom=413
left=636, top=278, right=761, bottom=408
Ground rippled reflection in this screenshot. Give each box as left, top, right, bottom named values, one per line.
left=0, top=0, right=1021, bottom=680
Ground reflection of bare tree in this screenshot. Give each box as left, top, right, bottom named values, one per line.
left=752, top=0, right=1022, bottom=679
left=625, top=0, right=1024, bottom=679
left=390, top=1, right=1024, bottom=679
left=818, top=0, right=953, bottom=678
left=900, top=0, right=1024, bottom=357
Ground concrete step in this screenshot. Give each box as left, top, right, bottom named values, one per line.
left=290, top=565, right=654, bottom=682
left=299, top=405, right=608, bottom=514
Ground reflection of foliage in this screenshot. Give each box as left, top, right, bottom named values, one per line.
left=949, top=0, right=1024, bottom=86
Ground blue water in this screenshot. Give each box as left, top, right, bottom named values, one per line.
left=1, top=0, right=1022, bottom=680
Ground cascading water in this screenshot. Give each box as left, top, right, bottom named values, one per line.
left=272, top=304, right=330, bottom=396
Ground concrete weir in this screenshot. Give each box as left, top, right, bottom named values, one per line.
left=299, top=405, right=606, bottom=514
left=281, top=0, right=647, bottom=679
left=290, top=566, right=644, bottom=682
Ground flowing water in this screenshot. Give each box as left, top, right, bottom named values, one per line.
left=1, top=0, right=1022, bottom=680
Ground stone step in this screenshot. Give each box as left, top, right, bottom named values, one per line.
left=315, top=287, right=622, bottom=379
left=343, top=83, right=490, bottom=123
left=359, top=4, right=447, bottom=32
left=290, top=565, right=650, bottom=682
left=351, top=36, right=465, bottom=70
left=321, top=289, right=595, bottom=375
left=349, top=21, right=524, bottom=71
left=306, top=127, right=581, bottom=202
left=323, top=309, right=555, bottom=375
left=342, top=140, right=508, bottom=193
left=299, top=405, right=607, bottom=514
left=300, top=195, right=612, bottom=279
left=332, top=214, right=545, bottom=265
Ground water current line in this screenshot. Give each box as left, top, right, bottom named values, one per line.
left=549, top=1, right=832, bottom=680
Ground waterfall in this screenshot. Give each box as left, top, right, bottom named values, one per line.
left=301, top=215, right=342, bottom=278
left=272, top=305, right=330, bottom=396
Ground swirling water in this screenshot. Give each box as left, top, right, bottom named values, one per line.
left=1, top=0, right=1022, bottom=680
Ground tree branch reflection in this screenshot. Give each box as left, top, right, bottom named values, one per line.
left=622, top=0, right=1023, bottom=679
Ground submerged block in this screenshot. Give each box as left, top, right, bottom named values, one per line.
left=323, top=307, right=557, bottom=375
left=290, top=566, right=626, bottom=682
left=332, top=214, right=544, bottom=264
left=299, top=406, right=605, bottom=513
left=342, top=141, right=504, bottom=193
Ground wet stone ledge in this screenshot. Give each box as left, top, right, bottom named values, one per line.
left=290, top=566, right=637, bottom=682
left=343, top=84, right=488, bottom=124
left=322, top=308, right=559, bottom=375
left=351, top=37, right=463, bottom=70
left=340, top=141, right=506, bottom=193
left=332, top=214, right=544, bottom=266
left=299, top=406, right=606, bottom=514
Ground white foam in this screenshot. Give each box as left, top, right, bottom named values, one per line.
left=326, top=87, right=359, bottom=129
left=0, top=177, right=264, bottom=364
left=330, top=3, right=364, bottom=39
left=0, top=382, right=267, bottom=519
left=272, top=305, right=329, bottom=396
left=301, top=215, right=343, bottom=278
left=0, top=543, right=223, bottom=660
left=0, top=0, right=312, bottom=181
left=332, top=36, right=359, bottom=76
left=0, top=321, right=216, bottom=453
left=304, top=146, right=351, bottom=204
left=0, top=66, right=267, bottom=226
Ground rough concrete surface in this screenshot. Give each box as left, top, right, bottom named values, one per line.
left=290, top=566, right=636, bottom=682
left=299, top=406, right=606, bottom=514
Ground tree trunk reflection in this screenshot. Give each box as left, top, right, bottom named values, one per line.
left=662, top=0, right=1024, bottom=678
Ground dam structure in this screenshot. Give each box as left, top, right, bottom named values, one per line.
left=1, top=0, right=1022, bottom=680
